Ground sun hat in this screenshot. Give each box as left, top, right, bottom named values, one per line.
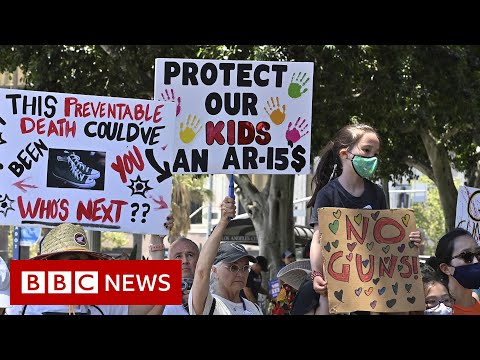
left=0, top=257, right=10, bottom=308
left=214, top=242, right=256, bottom=265
left=282, top=249, right=296, bottom=259
left=277, top=259, right=311, bottom=290
left=31, top=223, right=113, bottom=260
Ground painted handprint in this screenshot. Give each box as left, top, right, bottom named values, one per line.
left=264, top=96, right=286, bottom=125
left=149, top=195, right=168, bottom=210
left=285, top=117, right=309, bottom=147
left=288, top=72, right=310, bottom=99
left=179, top=114, right=202, bottom=144
left=160, top=88, right=182, bottom=116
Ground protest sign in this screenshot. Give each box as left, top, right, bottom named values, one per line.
left=319, top=207, right=424, bottom=313
left=456, top=185, right=480, bottom=243
left=0, top=89, right=176, bottom=234
left=154, top=58, right=313, bottom=175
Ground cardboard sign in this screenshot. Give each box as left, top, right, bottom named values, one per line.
left=154, top=58, right=313, bottom=174
left=0, top=88, right=176, bottom=234
left=318, top=207, right=424, bottom=313
left=455, top=185, right=480, bottom=243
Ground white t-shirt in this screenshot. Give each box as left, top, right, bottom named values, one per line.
left=188, top=291, right=262, bottom=315
left=163, top=304, right=189, bottom=315
left=6, top=304, right=128, bottom=315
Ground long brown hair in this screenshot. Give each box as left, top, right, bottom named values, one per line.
left=307, top=124, right=379, bottom=208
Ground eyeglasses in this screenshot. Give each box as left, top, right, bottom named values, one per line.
left=450, top=248, right=480, bottom=264
left=221, top=264, right=251, bottom=273
left=425, top=297, right=454, bottom=309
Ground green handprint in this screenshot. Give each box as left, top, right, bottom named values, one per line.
left=179, top=114, right=202, bottom=144
left=288, top=72, right=310, bottom=99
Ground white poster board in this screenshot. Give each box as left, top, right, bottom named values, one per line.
left=154, top=58, right=313, bottom=174
left=0, top=89, right=176, bottom=235
left=456, top=185, right=480, bottom=243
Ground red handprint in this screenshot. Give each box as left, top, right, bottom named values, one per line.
left=150, top=195, right=168, bottom=210
left=160, top=88, right=181, bottom=117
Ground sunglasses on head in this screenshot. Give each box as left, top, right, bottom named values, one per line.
left=450, top=248, right=480, bottom=264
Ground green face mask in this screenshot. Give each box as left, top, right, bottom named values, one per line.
left=349, top=152, right=378, bottom=179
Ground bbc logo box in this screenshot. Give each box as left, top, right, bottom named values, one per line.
left=10, top=260, right=182, bottom=305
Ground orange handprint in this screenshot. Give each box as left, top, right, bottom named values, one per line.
left=264, top=96, right=287, bottom=125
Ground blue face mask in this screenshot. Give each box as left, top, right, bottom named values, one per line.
left=348, top=152, right=378, bottom=179
left=452, top=262, right=480, bottom=289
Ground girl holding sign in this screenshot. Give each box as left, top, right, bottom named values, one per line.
left=306, top=123, right=423, bottom=314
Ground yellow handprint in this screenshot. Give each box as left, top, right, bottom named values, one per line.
left=179, top=114, right=202, bottom=144
left=264, top=96, right=286, bottom=125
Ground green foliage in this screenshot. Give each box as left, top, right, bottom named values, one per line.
left=100, top=232, right=129, bottom=250
left=412, top=176, right=445, bottom=255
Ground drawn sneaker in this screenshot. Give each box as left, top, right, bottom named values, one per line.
left=53, top=155, right=96, bottom=189
left=65, top=151, right=101, bottom=179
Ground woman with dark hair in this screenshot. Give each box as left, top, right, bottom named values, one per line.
left=427, top=228, right=480, bottom=315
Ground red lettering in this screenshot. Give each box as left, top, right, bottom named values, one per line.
left=53, top=274, right=67, bottom=291
left=78, top=274, right=94, bottom=291
left=237, top=121, right=255, bottom=145
left=379, top=255, right=398, bottom=278
left=327, top=251, right=350, bottom=282
left=346, top=215, right=369, bottom=244
left=374, top=217, right=405, bottom=244
left=256, top=121, right=271, bottom=145
left=355, top=254, right=374, bottom=282
left=400, top=256, right=413, bottom=278
left=27, top=274, right=40, bottom=291
left=111, top=145, right=144, bottom=183
left=64, top=97, right=78, bottom=117
left=206, top=121, right=225, bottom=145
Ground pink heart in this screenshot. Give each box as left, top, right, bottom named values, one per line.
left=347, top=242, right=357, bottom=252
left=346, top=253, right=353, bottom=262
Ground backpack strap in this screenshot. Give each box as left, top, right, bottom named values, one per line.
left=21, top=305, right=27, bottom=315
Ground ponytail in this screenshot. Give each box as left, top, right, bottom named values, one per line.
left=307, top=142, right=340, bottom=208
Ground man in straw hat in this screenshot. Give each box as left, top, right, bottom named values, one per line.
left=277, top=259, right=328, bottom=315
left=6, top=218, right=174, bottom=315
left=0, top=257, right=11, bottom=315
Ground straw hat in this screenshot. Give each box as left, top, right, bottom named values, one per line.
left=276, top=259, right=311, bottom=290
left=0, top=257, right=10, bottom=308
left=31, top=223, right=113, bottom=260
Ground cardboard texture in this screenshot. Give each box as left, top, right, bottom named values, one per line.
left=318, top=207, right=424, bottom=314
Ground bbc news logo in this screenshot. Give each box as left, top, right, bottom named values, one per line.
left=10, top=260, right=182, bottom=305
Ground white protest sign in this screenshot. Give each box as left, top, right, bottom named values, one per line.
left=456, top=185, right=480, bottom=243
left=154, top=58, right=313, bottom=175
left=0, top=88, right=176, bottom=235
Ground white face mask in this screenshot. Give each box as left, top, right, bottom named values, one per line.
left=424, top=302, right=453, bottom=315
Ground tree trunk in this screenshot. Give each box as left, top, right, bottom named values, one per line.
left=419, top=129, right=458, bottom=231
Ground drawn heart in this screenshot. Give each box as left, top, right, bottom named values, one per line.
left=332, top=240, right=339, bottom=248
left=355, top=287, right=362, bottom=297
left=378, top=287, right=386, bottom=295
left=397, top=265, right=404, bottom=271
left=405, top=283, right=412, bottom=293
left=408, top=241, right=416, bottom=248
left=370, top=300, right=377, bottom=309
left=367, top=242, right=374, bottom=251
left=354, top=214, right=363, bottom=225
left=324, top=242, right=331, bottom=252
left=386, top=299, right=397, bottom=308
left=384, top=257, right=390, bottom=264
left=382, top=245, right=390, bottom=254
left=347, top=242, right=357, bottom=252
left=334, top=290, right=344, bottom=302
left=398, top=244, right=406, bottom=253
left=392, top=282, right=398, bottom=295
left=364, top=287, right=373, bottom=296
left=371, top=211, right=380, bottom=220
left=372, top=277, right=380, bottom=285
left=407, top=296, right=416, bottom=304
left=333, top=209, right=342, bottom=219
left=346, top=253, right=353, bottom=262
left=362, top=259, right=370, bottom=268
left=329, top=220, right=339, bottom=234
left=402, top=214, right=410, bottom=226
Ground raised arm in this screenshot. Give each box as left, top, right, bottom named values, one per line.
left=190, top=197, right=236, bottom=314
left=310, top=225, right=328, bottom=295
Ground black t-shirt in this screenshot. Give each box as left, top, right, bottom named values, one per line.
left=291, top=279, right=319, bottom=315
left=239, top=270, right=262, bottom=301
left=309, top=177, right=388, bottom=227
